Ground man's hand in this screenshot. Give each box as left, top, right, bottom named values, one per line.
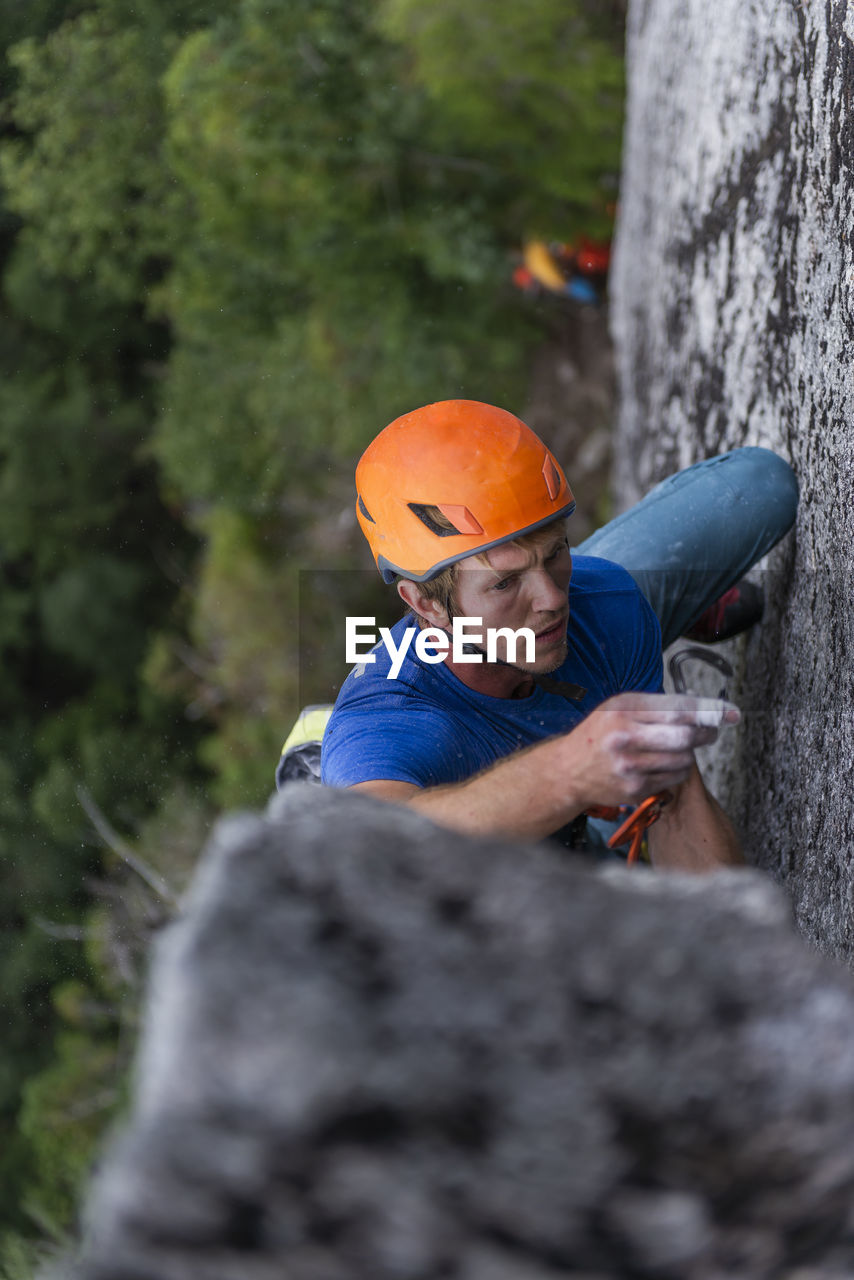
left=562, top=692, right=740, bottom=810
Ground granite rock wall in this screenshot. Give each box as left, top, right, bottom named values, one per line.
left=610, top=0, right=854, bottom=959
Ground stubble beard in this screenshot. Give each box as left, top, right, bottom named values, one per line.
left=508, top=636, right=569, bottom=677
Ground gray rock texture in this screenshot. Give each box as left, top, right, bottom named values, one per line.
left=51, top=787, right=854, bottom=1279
left=610, top=0, right=854, bottom=959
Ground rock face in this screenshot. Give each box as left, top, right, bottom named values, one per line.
left=609, top=0, right=854, bottom=960
left=52, top=787, right=854, bottom=1279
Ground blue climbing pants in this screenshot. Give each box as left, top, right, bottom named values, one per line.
left=573, top=447, right=799, bottom=648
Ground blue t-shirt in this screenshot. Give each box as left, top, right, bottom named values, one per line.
left=321, top=555, right=663, bottom=788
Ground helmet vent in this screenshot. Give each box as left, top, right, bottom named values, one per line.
left=436, top=504, right=483, bottom=535
left=542, top=454, right=561, bottom=501
left=357, top=494, right=375, bottom=523
left=408, top=503, right=482, bottom=538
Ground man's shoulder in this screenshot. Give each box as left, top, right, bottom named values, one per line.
left=570, top=554, right=643, bottom=597
left=321, top=621, right=472, bottom=788
left=563, top=553, right=662, bottom=693
left=570, top=556, right=651, bottom=629
left=334, top=613, right=444, bottom=705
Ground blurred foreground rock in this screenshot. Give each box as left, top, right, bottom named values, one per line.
left=51, top=786, right=854, bottom=1279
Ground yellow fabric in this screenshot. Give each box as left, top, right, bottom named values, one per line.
left=523, top=240, right=567, bottom=292
left=280, top=704, right=334, bottom=756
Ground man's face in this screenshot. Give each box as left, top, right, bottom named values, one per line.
left=453, top=527, right=572, bottom=674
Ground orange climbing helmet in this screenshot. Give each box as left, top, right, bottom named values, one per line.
left=355, top=400, right=576, bottom=583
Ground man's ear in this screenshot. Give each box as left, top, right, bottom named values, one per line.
left=396, top=579, right=449, bottom=628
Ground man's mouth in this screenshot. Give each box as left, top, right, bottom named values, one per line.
left=535, top=614, right=569, bottom=644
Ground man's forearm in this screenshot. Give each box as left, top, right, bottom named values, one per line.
left=647, top=763, right=744, bottom=872
left=403, top=734, right=585, bottom=841
left=351, top=747, right=586, bottom=843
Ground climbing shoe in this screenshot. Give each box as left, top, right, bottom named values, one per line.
left=682, top=579, right=764, bottom=644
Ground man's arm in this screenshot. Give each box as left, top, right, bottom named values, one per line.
left=350, top=692, right=741, bottom=870
left=647, top=761, right=744, bottom=870
left=352, top=729, right=594, bottom=844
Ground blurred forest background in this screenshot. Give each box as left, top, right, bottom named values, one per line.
left=0, top=0, right=625, bottom=1271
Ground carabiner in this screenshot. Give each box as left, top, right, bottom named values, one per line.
left=668, top=646, right=733, bottom=700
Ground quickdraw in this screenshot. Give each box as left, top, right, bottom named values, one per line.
left=586, top=793, right=672, bottom=864
left=586, top=647, right=735, bottom=865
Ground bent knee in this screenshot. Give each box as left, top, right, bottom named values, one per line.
left=720, top=447, right=799, bottom=535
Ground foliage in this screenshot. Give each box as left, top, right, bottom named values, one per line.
left=0, top=0, right=627, bottom=1258
left=155, top=0, right=531, bottom=511
left=2, top=18, right=176, bottom=302
left=378, top=0, right=624, bottom=236
left=17, top=1031, right=118, bottom=1229
left=171, top=507, right=301, bottom=807
left=0, top=1231, right=56, bottom=1280
left=0, top=0, right=209, bottom=1253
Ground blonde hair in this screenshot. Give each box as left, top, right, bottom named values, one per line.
left=399, top=509, right=568, bottom=620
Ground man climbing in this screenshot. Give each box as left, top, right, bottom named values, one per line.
left=307, top=401, right=799, bottom=869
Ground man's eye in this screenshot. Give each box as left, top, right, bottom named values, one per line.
left=493, top=577, right=512, bottom=591
left=547, top=542, right=569, bottom=561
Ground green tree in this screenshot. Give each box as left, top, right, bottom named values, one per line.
left=155, top=0, right=531, bottom=511
left=0, top=0, right=222, bottom=1247
left=379, top=0, right=624, bottom=236
left=0, top=0, right=628, bottom=1250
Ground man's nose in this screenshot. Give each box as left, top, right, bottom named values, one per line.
left=530, top=569, right=567, bottom=612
